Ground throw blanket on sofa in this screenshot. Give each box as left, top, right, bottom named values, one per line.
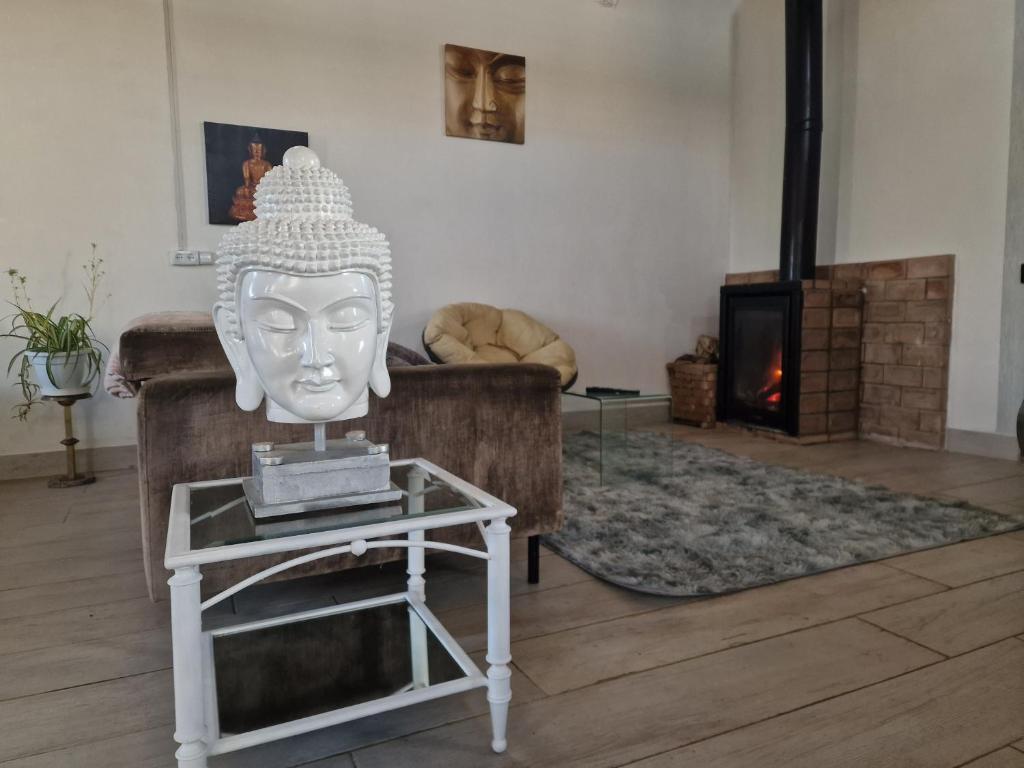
left=104, top=349, right=139, bottom=399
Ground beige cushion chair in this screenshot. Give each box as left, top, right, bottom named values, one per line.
left=424, top=303, right=578, bottom=389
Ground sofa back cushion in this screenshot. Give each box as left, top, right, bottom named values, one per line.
left=119, top=311, right=428, bottom=384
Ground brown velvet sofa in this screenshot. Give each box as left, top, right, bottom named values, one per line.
left=119, top=313, right=563, bottom=601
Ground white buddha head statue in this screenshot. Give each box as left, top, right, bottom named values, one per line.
left=213, top=147, right=393, bottom=424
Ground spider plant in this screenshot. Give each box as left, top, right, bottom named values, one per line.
left=2, top=245, right=107, bottom=420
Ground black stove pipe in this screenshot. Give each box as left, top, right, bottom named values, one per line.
left=778, top=0, right=823, bottom=282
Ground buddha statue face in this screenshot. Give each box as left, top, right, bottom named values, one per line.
left=444, top=44, right=526, bottom=144
left=221, top=269, right=387, bottom=423
left=213, top=146, right=394, bottom=424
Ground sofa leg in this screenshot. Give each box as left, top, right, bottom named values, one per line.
left=527, top=535, right=540, bottom=584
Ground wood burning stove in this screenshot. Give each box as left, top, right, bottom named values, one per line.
left=717, top=0, right=825, bottom=438
left=718, top=282, right=803, bottom=435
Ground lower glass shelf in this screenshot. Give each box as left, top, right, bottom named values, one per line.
left=203, top=594, right=484, bottom=754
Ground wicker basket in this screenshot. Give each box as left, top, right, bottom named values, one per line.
left=666, top=360, right=717, bottom=428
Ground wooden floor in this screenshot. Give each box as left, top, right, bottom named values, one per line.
left=1, top=427, right=1023, bottom=767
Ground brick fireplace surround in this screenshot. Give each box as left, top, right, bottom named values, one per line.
left=724, top=254, right=954, bottom=449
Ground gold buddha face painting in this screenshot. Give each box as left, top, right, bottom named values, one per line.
left=444, top=44, right=525, bottom=144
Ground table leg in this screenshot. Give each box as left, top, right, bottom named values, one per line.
left=406, top=467, right=430, bottom=689
left=406, top=466, right=429, bottom=601
left=169, top=567, right=208, bottom=768
left=485, top=517, right=512, bottom=753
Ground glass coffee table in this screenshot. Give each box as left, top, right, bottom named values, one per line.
left=563, top=390, right=672, bottom=484
left=164, top=459, right=515, bottom=767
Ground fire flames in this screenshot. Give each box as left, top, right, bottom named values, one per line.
left=757, top=347, right=783, bottom=407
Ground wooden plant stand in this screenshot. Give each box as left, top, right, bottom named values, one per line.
left=43, top=392, right=96, bottom=488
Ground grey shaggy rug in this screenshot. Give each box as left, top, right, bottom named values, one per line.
left=543, top=431, right=1024, bottom=596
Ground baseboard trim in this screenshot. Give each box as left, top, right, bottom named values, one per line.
left=0, top=444, right=137, bottom=481
left=945, top=429, right=1022, bottom=462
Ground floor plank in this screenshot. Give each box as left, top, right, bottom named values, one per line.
left=352, top=619, right=940, bottom=768
left=513, top=562, right=943, bottom=694
left=623, top=639, right=1024, bottom=768
left=434, top=578, right=675, bottom=654
left=0, top=597, right=169, bottom=656
left=0, top=572, right=150, bottom=620
left=944, top=476, right=1024, bottom=507
left=0, top=505, right=138, bottom=549
left=865, top=464, right=1024, bottom=497
left=0, top=527, right=142, bottom=567
left=882, top=535, right=1024, bottom=587
left=0, top=670, right=174, bottom=763
left=991, top=501, right=1024, bottom=518
left=0, top=726, right=175, bottom=768
left=961, top=749, right=1024, bottom=768
left=0, top=474, right=139, bottom=518
left=0, top=629, right=171, bottom=701
left=862, top=571, right=1024, bottom=656
left=295, top=756, right=354, bottom=768
left=0, top=549, right=145, bottom=591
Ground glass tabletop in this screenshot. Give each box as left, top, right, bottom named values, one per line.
left=563, top=389, right=670, bottom=403
left=186, top=463, right=481, bottom=552
left=562, top=391, right=672, bottom=486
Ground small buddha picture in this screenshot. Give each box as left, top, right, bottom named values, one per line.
left=203, top=121, right=309, bottom=225
left=444, top=44, right=525, bottom=145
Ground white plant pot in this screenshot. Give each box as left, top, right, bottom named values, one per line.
left=28, top=351, right=92, bottom=397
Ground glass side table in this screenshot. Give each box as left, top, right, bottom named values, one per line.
left=164, top=459, right=516, bottom=766
left=562, top=390, right=671, bottom=484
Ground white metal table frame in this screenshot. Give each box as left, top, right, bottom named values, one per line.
left=164, top=458, right=516, bottom=767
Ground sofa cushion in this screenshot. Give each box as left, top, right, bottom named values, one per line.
left=497, top=309, right=558, bottom=358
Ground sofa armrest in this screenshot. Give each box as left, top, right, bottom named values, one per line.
left=119, top=312, right=227, bottom=383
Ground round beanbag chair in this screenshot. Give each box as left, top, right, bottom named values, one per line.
left=423, top=303, right=578, bottom=389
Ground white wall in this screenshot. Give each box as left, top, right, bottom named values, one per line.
left=728, top=0, right=785, bottom=274
left=999, top=0, right=1024, bottom=437
left=730, top=0, right=1016, bottom=435
left=837, top=0, right=1014, bottom=436
left=729, top=0, right=844, bottom=272
left=0, top=0, right=739, bottom=456
left=0, top=1, right=183, bottom=456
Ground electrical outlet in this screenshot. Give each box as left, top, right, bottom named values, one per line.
left=170, top=250, right=198, bottom=266
left=169, top=250, right=214, bottom=266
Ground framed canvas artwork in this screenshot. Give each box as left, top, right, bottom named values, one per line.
left=444, top=44, right=525, bottom=144
left=204, top=122, right=309, bottom=224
